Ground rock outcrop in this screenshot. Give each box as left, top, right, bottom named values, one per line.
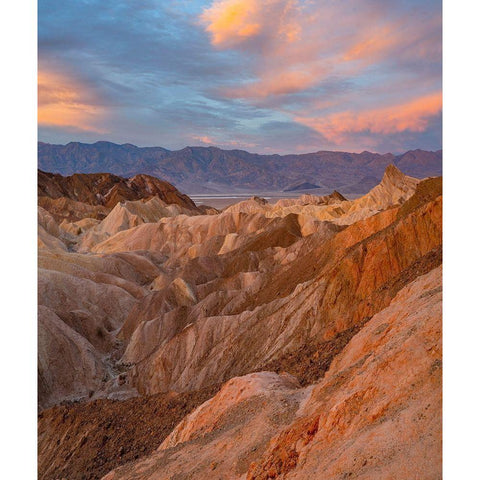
left=38, top=170, right=198, bottom=210
left=38, top=305, right=108, bottom=411
left=101, top=267, right=441, bottom=480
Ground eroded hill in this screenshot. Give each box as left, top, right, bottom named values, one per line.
left=37, top=166, right=442, bottom=480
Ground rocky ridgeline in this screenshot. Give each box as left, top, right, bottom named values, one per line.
left=38, top=141, right=442, bottom=193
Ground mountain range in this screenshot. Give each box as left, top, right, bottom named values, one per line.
left=38, top=141, right=442, bottom=194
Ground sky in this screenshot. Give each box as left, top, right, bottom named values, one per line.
left=38, top=0, right=442, bottom=154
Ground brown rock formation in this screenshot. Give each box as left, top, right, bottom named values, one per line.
left=124, top=195, right=441, bottom=396
left=37, top=385, right=220, bottom=480
left=38, top=170, right=197, bottom=210
left=38, top=196, right=110, bottom=223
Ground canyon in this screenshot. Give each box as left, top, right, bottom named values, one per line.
left=38, top=164, right=442, bottom=480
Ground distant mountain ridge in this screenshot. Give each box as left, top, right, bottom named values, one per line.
left=38, top=141, right=442, bottom=194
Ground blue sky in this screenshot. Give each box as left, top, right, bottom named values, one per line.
left=38, top=0, right=442, bottom=153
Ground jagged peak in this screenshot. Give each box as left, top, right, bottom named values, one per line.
left=379, top=164, right=420, bottom=192
left=354, top=163, right=420, bottom=208
left=382, top=164, right=404, bottom=181
left=331, top=190, right=347, bottom=201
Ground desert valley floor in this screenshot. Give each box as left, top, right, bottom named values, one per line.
left=38, top=165, right=442, bottom=480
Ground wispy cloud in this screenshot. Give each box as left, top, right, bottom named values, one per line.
left=38, top=68, right=108, bottom=133
left=192, top=135, right=215, bottom=144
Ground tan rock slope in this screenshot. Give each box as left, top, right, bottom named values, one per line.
left=223, top=164, right=419, bottom=226
left=37, top=165, right=442, bottom=480
left=122, top=193, right=441, bottom=396
left=79, top=196, right=199, bottom=251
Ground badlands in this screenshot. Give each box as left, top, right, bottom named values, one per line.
left=38, top=165, right=442, bottom=479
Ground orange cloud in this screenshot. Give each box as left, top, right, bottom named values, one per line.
left=201, top=0, right=441, bottom=107
left=200, top=0, right=300, bottom=47
left=201, top=0, right=260, bottom=46
left=200, top=1, right=389, bottom=101
left=38, top=68, right=107, bottom=133
left=296, top=92, right=442, bottom=143
left=223, top=69, right=319, bottom=98
left=193, top=135, right=215, bottom=144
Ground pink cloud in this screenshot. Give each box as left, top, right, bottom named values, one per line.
left=222, top=70, right=320, bottom=99
left=38, top=67, right=108, bottom=133
left=295, top=92, right=442, bottom=144
left=193, top=135, right=215, bottom=144
left=192, top=134, right=257, bottom=149
left=200, top=0, right=441, bottom=102
left=197, top=1, right=441, bottom=151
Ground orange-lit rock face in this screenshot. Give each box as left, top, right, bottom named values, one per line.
left=118, top=191, right=440, bottom=398
left=248, top=267, right=441, bottom=480
left=100, top=267, right=441, bottom=480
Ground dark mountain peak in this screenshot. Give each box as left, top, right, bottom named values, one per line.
left=251, top=196, right=268, bottom=205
